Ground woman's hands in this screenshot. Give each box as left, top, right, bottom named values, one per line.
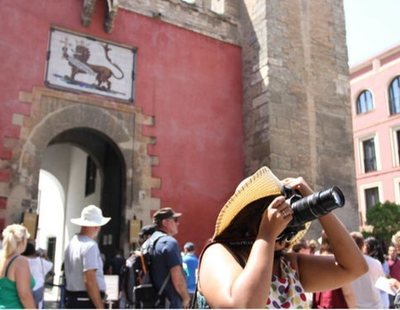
left=388, top=277, right=400, bottom=292
left=258, top=196, right=293, bottom=241
left=282, top=177, right=314, bottom=197
left=257, top=177, right=313, bottom=242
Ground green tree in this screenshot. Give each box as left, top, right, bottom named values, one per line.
left=366, top=201, right=400, bottom=245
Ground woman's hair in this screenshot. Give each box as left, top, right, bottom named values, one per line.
left=292, top=239, right=309, bottom=253
left=392, top=231, right=400, bottom=246
left=22, top=241, right=36, bottom=256
left=350, top=231, right=364, bottom=250
left=365, top=236, right=385, bottom=264
left=1, top=224, right=30, bottom=258
left=308, top=239, right=318, bottom=254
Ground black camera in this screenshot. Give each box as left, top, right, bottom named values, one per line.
left=277, top=186, right=345, bottom=241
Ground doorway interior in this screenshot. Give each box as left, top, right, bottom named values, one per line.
left=36, top=128, right=126, bottom=282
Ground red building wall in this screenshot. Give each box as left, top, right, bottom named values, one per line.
left=0, top=1, right=244, bottom=250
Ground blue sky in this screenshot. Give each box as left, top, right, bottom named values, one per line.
left=344, top=0, right=400, bottom=67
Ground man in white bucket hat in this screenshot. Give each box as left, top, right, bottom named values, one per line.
left=64, top=205, right=111, bottom=309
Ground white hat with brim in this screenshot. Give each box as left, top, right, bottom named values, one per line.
left=71, top=205, right=111, bottom=227
left=212, top=166, right=310, bottom=245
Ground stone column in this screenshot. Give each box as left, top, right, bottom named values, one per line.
left=240, top=0, right=359, bottom=235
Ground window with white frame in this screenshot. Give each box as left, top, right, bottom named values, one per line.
left=392, top=127, right=400, bottom=167
left=359, top=182, right=382, bottom=224
left=364, top=187, right=380, bottom=209
left=356, top=90, right=374, bottom=114
left=394, top=178, right=400, bottom=204
left=397, top=130, right=400, bottom=164
left=361, top=137, right=377, bottom=173
left=389, top=76, right=400, bottom=115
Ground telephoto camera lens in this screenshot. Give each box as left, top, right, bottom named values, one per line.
left=290, top=186, right=345, bottom=227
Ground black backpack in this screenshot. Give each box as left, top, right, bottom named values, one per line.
left=120, top=233, right=169, bottom=308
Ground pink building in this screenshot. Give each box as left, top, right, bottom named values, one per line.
left=350, top=44, right=400, bottom=226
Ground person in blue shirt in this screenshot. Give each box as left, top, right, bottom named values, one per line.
left=149, top=208, right=190, bottom=308
left=182, top=242, right=199, bottom=304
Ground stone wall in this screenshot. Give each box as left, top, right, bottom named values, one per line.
left=119, top=0, right=241, bottom=44
left=240, top=0, right=358, bottom=235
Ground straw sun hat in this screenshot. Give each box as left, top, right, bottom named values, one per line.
left=212, top=166, right=310, bottom=246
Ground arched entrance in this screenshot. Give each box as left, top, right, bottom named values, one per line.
left=37, top=127, right=126, bottom=279
left=7, top=89, right=159, bottom=272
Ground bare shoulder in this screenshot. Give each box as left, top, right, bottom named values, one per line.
left=199, top=243, right=242, bottom=288
left=202, top=243, right=243, bottom=266
left=14, top=255, right=29, bottom=266
left=13, top=256, right=30, bottom=273
left=202, top=243, right=230, bottom=259
left=200, top=243, right=235, bottom=270
left=7, top=255, right=30, bottom=281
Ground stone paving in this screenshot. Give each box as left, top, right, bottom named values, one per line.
left=43, top=285, right=62, bottom=309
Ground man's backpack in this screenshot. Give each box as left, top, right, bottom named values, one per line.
left=120, top=232, right=169, bottom=308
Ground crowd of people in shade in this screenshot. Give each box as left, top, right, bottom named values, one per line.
left=1, top=214, right=400, bottom=309
left=0, top=206, right=199, bottom=309
left=290, top=231, right=400, bottom=309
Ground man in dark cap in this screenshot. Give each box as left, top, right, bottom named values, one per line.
left=147, top=207, right=190, bottom=308
left=138, top=224, right=156, bottom=247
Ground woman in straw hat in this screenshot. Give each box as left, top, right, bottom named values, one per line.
left=196, top=167, right=368, bottom=308
left=0, top=224, right=36, bottom=309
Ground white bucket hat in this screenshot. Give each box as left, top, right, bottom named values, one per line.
left=71, top=205, right=111, bottom=227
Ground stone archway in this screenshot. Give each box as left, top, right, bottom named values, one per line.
left=6, top=87, right=161, bottom=253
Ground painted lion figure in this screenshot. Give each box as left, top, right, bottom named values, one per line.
left=62, top=43, right=124, bottom=91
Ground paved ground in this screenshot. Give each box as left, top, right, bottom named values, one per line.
left=43, top=285, right=62, bottom=309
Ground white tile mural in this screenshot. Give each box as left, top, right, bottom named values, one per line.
left=45, top=28, right=136, bottom=103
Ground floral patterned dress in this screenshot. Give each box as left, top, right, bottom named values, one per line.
left=267, top=256, right=308, bottom=308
